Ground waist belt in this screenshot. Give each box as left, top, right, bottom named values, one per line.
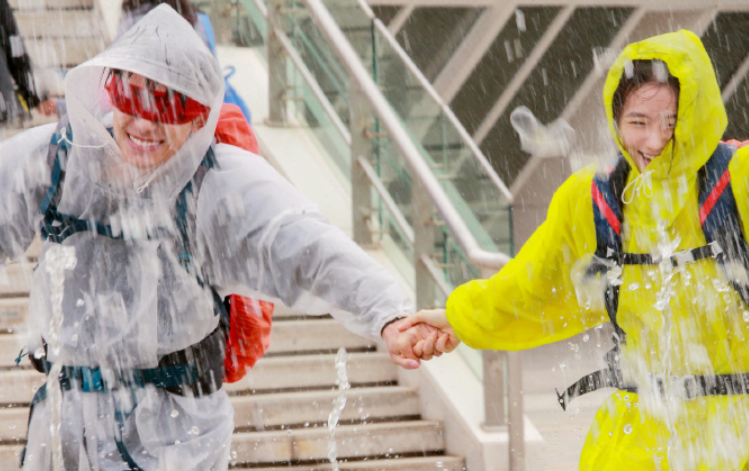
left=20, top=325, right=226, bottom=471
left=557, top=368, right=749, bottom=410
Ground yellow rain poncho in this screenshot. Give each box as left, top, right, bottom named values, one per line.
left=446, top=30, right=749, bottom=470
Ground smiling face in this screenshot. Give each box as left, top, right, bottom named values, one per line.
left=617, top=82, right=678, bottom=172
left=110, top=73, right=202, bottom=169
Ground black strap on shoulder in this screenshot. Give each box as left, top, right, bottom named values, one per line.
left=699, top=143, right=749, bottom=306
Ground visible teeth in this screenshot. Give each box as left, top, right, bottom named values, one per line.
left=130, top=135, right=160, bottom=147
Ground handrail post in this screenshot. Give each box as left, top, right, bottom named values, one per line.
left=413, top=177, right=436, bottom=310
left=350, top=81, right=374, bottom=247
left=480, top=264, right=525, bottom=471
left=267, top=0, right=289, bottom=126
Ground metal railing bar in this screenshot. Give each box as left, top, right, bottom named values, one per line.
left=302, top=0, right=511, bottom=272
left=473, top=5, right=575, bottom=145
left=370, top=19, right=514, bottom=203
left=723, top=50, right=749, bottom=104
left=420, top=253, right=452, bottom=298
left=357, top=155, right=416, bottom=245
left=388, top=5, right=415, bottom=35
left=275, top=27, right=352, bottom=146
left=351, top=0, right=512, bottom=202
left=432, top=3, right=516, bottom=104
left=251, top=0, right=269, bottom=18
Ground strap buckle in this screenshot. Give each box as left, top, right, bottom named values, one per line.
left=670, top=250, right=695, bottom=268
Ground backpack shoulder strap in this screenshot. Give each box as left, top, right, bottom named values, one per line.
left=39, top=115, right=71, bottom=216
left=698, top=142, right=749, bottom=306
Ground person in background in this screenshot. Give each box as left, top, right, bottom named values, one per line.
left=0, top=0, right=55, bottom=126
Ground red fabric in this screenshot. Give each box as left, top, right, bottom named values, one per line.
left=214, top=103, right=259, bottom=154
left=215, top=104, right=268, bottom=383
left=592, top=181, right=620, bottom=235
left=106, top=75, right=209, bottom=125
left=224, top=295, right=274, bottom=383
left=700, top=168, right=731, bottom=225
left=723, top=139, right=749, bottom=148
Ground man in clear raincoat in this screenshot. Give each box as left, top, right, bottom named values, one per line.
left=401, top=30, right=749, bottom=470
left=0, top=6, right=420, bottom=470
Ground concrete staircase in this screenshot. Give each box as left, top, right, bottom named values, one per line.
left=11, top=0, right=107, bottom=99
left=0, top=240, right=464, bottom=470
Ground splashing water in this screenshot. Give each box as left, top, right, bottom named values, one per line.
left=43, top=245, right=77, bottom=471
left=510, top=106, right=576, bottom=159
left=328, top=347, right=350, bottom=470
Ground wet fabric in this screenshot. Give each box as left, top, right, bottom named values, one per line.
left=446, top=30, right=749, bottom=470
left=0, top=6, right=412, bottom=470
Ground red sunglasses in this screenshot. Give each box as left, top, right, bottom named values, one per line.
left=106, top=74, right=210, bottom=125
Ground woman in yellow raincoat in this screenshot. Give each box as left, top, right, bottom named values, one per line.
left=401, top=30, right=749, bottom=470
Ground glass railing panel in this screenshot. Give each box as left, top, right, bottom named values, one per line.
left=236, top=0, right=269, bottom=46
left=479, top=7, right=634, bottom=186
left=289, top=58, right=352, bottom=178
left=285, top=5, right=352, bottom=129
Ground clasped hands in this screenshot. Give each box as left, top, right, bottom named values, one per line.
left=382, top=309, right=460, bottom=370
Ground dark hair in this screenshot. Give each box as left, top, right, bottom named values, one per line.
left=122, top=0, right=198, bottom=26
left=612, top=60, right=680, bottom=124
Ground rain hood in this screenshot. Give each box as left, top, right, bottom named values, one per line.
left=63, top=4, right=223, bottom=202
left=602, top=29, right=727, bottom=228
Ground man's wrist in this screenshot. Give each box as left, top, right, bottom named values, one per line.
left=380, top=316, right=405, bottom=337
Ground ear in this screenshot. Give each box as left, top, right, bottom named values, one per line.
left=191, top=116, right=206, bottom=133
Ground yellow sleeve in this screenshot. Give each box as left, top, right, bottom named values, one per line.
left=730, top=146, right=749, bottom=238
left=446, top=166, right=609, bottom=351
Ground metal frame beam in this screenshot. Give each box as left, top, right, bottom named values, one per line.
left=367, top=0, right=749, bottom=10
left=388, top=5, right=415, bottom=35
left=473, top=5, right=575, bottom=145
left=432, top=3, right=516, bottom=103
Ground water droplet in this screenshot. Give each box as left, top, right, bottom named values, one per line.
left=170, top=410, right=179, bottom=418
left=231, top=451, right=237, bottom=459
left=623, top=424, right=633, bottom=434
left=559, top=362, right=567, bottom=371
left=743, top=311, right=749, bottom=322
left=76, top=299, right=84, bottom=307
left=190, top=426, right=199, bottom=435
left=628, top=282, right=640, bottom=291
left=583, top=334, right=590, bottom=342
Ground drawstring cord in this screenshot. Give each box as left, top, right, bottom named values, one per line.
left=622, top=170, right=654, bottom=205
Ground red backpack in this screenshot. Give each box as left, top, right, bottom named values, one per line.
left=216, top=104, right=272, bottom=382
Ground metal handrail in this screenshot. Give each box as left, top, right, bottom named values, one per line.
left=354, top=0, right=514, bottom=204
left=275, top=27, right=352, bottom=146
left=301, top=0, right=512, bottom=273
left=357, top=156, right=415, bottom=245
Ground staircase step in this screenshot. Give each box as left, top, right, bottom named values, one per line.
left=0, top=422, right=448, bottom=469
left=0, top=352, right=396, bottom=404
left=230, top=420, right=444, bottom=464
left=16, top=9, right=101, bottom=39
left=0, top=299, right=28, bottom=333
left=10, top=0, right=93, bottom=9
left=226, top=352, right=397, bottom=392
left=0, top=386, right=419, bottom=442
left=233, top=456, right=465, bottom=471
left=0, top=265, right=34, bottom=298
left=26, top=36, right=105, bottom=68
left=268, top=319, right=374, bottom=355
left=0, top=320, right=374, bottom=367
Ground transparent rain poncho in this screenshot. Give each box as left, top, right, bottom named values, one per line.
left=0, top=6, right=412, bottom=470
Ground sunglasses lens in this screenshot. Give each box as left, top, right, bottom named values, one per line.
left=106, top=74, right=208, bottom=125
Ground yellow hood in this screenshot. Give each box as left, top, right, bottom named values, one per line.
left=602, top=30, right=727, bottom=226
